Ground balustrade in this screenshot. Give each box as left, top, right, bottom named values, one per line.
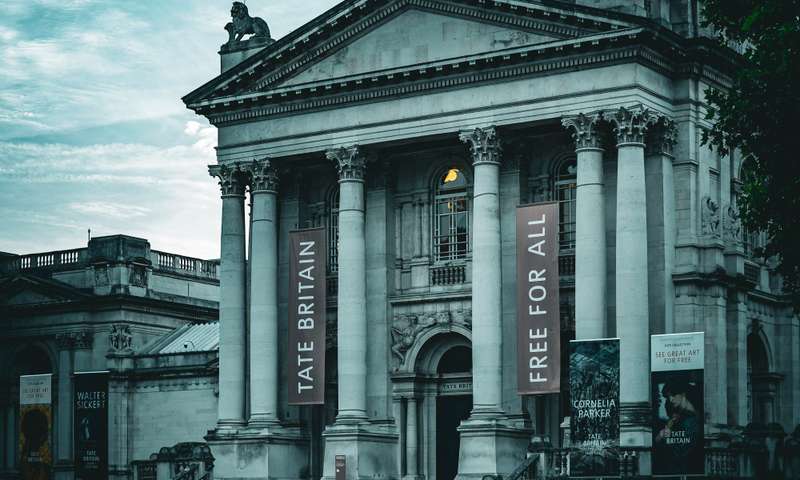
left=430, top=263, right=466, bottom=286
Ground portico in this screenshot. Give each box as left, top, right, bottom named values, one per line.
left=184, top=1, right=745, bottom=479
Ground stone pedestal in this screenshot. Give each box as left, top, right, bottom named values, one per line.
left=207, top=428, right=309, bottom=480
left=321, top=425, right=398, bottom=480
left=455, top=419, right=530, bottom=480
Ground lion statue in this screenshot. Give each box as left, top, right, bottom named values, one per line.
left=225, top=2, right=271, bottom=44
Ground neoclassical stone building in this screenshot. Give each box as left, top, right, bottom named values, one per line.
left=4, top=1, right=800, bottom=480
left=182, top=1, right=800, bottom=478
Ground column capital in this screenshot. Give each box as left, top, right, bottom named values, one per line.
left=55, top=330, right=93, bottom=351
left=55, top=333, right=75, bottom=351
left=609, top=105, right=660, bottom=146
left=459, top=126, right=502, bottom=166
left=562, top=112, right=604, bottom=151
left=645, top=116, right=678, bottom=157
left=248, top=158, right=279, bottom=194
left=209, top=163, right=248, bottom=197
left=327, top=145, right=367, bottom=182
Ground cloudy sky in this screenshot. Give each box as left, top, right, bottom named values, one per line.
left=0, top=0, right=340, bottom=258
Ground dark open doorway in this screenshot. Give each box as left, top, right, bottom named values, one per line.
left=436, top=394, right=472, bottom=480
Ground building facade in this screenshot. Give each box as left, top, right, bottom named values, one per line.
left=0, top=236, right=221, bottom=480
left=183, top=0, right=800, bottom=478
left=2, top=1, right=800, bottom=479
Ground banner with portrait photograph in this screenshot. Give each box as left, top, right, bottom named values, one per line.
left=651, top=332, right=705, bottom=476
left=74, top=372, right=109, bottom=480
left=569, top=339, right=620, bottom=477
left=19, top=374, right=53, bottom=480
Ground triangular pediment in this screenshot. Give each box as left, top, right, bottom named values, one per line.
left=0, top=275, right=92, bottom=307
left=184, top=0, right=639, bottom=106
left=278, top=8, right=563, bottom=88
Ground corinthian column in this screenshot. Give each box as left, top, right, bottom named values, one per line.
left=610, top=106, right=658, bottom=443
left=562, top=113, right=607, bottom=340
left=327, top=146, right=368, bottom=422
left=209, top=164, right=248, bottom=429
left=247, top=159, right=280, bottom=427
left=460, top=127, right=504, bottom=416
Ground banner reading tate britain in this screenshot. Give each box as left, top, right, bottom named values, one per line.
left=288, top=228, right=327, bottom=405
left=651, top=332, right=705, bottom=476
left=19, top=374, right=53, bottom=480
left=516, top=202, right=560, bottom=395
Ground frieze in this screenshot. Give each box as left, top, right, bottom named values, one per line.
left=56, top=330, right=93, bottom=350
left=391, top=309, right=471, bottom=369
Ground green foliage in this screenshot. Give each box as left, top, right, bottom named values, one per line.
left=701, top=0, right=800, bottom=308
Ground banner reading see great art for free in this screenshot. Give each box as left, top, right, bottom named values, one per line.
left=651, top=332, right=705, bottom=476
left=569, top=339, right=620, bottom=477
left=19, top=374, right=53, bottom=480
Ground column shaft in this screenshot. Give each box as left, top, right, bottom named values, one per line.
left=406, top=398, right=419, bottom=477
left=616, top=142, right=650, bottom=405
left=575, top=147, right=607, bottom=339
left=328, top=147, right=368, bottom=421
left=461, top=127, right=503, bottom=414
left=248, top=162, right=279, bottom=426
left=56, top=348, right=73, bottom=463
left=211, top=163, right=249, bottom=428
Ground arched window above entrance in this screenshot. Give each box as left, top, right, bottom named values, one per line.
left=13, top=345, right=53, bottom=378
left=437, top=346, right=472, bottom=374
left=553, top=156, right=577, bottom=253
left=432, top=167, right=470, bottom=262
left=327, top=187, right=339, bottom=273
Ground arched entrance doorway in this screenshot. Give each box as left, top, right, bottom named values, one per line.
left=392, top=330, right=472, bottom=480
left=435, top=345, right=472, bottom=480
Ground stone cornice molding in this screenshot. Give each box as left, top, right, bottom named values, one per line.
left=646, top=116, right=678, bottom=157
left=562, top=112, right=604, bottom=151
left=460, top=126, right=502, bottom=166
left=327, top=145, right=367, bottom=183
left=609, top=105, right=660, bottom=146
left=209, top=163, right=248, bottom=197
left=247, top=158, right=279, bottom=194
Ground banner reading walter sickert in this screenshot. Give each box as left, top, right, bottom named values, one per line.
left=74, top=372, right=109, bottom=480
left=288, top=228, right=327, bottom=405
left=651, top=332, right=705, bottom=476
left=19, top=374, right=53, bottom=480
left=516, top=202, right=560, bottom=395
left=569, top=339, right=620, bottom=477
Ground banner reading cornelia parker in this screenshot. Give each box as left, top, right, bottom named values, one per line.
left=288, top=228, right=327, bottom=405
left=19, top=374, right=53, bottom=480
left=651, top=332, right=705, bottom=476
left=569, top=339, right=620, bottom=477
left=74, top=372, right=109, bottom=480
left=516, top=202, right=560, bottom=395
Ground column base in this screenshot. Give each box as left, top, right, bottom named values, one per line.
left=456, top=417, right=531, bottom=480
left=53, top=461, right=74, bottom=480
left=206, top=425, right=309, bottom=480
left=321, top=422, right=399, bottom=480
left=620, top=402, right=652, bottom=477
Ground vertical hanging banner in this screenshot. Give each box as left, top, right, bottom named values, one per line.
left=74, top=372, right=109, bottom=480
left=288, top=228, right=327, bottom=405
left=19, top=374, right=53, bottom=480
left=569, top=339, right=620, bottom=477
left=516, top=202, right=560, bottom=395
left=651, top=332, right=705, bottom=476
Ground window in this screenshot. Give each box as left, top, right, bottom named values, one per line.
left=327, top=189, right=339, bottom=272
left=433, top=168, right=470, bottom=262
left=555, top=158, right=577, bottom=252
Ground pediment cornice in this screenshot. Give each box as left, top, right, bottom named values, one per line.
left=0, top=275, right=93, bottom=307
left=184, top=0, right=637, bottom=108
